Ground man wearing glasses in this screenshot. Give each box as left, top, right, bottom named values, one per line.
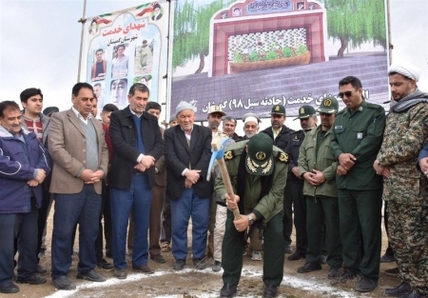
left=329, top=76, right=386, bottom=292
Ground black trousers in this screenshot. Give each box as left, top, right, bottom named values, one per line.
left=222, top=211, right=285, bottom=286
left=283, top=179, right=307, bottom=252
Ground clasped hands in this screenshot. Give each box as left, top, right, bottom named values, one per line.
left=303, top=169, right=326, bottom=186
left=337, top=153, right=356, bottom=176
left=27, top=168, right=46, bottom=187
left=80, top=169, right=105, bottom=184
left=184, top=169, right=201, bottom=188
left=134, top=155, right=156, bottom=173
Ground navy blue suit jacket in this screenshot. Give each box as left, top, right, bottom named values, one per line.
left=109, top=107, right=163, bottom=190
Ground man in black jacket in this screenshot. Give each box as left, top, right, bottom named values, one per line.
left=164, top=101, right=212, bottom=271
left=109, top=83, right=164, bottom=279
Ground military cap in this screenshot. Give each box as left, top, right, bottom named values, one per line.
left=294, top=105, right=316, bottom=120
left=317, top=96, right=339, bottom=114
left=207, top=105, right=226, bottom=116
left=271, top=105, right=285, bottom=115
left=246, top=133, right=274, bottom=176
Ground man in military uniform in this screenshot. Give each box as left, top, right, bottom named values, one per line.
left=284, top=105, right=317, bottom=258
left=330, top=76, right=386, bottom=292
left=374, top=62, right=428, bottom=298
left=296, top=97, right=342, bottom=279
left=215, top=133, right=288, bottom=298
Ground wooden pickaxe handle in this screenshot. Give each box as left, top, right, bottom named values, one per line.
left=212, top=140, right=241, bottom=220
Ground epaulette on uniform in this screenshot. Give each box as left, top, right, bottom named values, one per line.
left=290, top=130, right=304, bottom=142
left=224, top=149, right=237, bottom=160
left=276, top=151, right=289, bottom=164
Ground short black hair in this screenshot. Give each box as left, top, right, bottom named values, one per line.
left=0, top=101, right=20, bottom=118
left=72, top=82, right=93, bottom=97
left=102, top=103, right=119, bottom=112
left=145, top=101, right=161, bottom=112
left=20, top=88, right=43, bottom=103
left=128, top=83, right=150, bottom=97
left=339, top=76, right=362, bottom=89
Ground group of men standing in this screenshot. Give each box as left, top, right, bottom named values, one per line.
left=1, top=60, right=427, bottom=298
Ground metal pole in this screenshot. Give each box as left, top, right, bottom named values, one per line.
left=77, top=0, right=88, bottom=81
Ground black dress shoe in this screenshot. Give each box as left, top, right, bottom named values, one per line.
left=76, top=269, right=106, bottom=282
left=52, top=276, right=76, bottom=290
left=381, top=253, right=396, bottom=263
left=173, top=259, right=186, bottom=271
left=399, top=290, right=426, bottom=298
left=16, top=273, right=46, bottom=285
left=284, top=244, right=292, bottom=254
left=264, top=284, right=278, bottom=298
left=385, top=267, right=399, bottom=276
left=355, top=277, right=377, bottom=292
left=0, top=282, right=19, bottom=294
left=287, top=251, right=305, bottom=261
left=97, top=259, right=114, bottom=271
left=150, top=254, right=166, bottom=263
left=385, top=281, right=411, bottom=297
left=220, top=283, right=237, bottom=298
left=327, top=266, right=341, bottom=279
left=193, top=258, right=207, bottom=270
left=297, top=262, right=322, bottom=273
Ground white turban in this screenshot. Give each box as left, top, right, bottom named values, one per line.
left=175, top=101, right=196, bottom=116
left=388, top=62, right=421, bottom=82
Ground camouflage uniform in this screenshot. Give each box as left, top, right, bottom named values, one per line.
left=377, top=91, right=428, bottom=295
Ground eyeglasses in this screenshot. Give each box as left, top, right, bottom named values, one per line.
left=337, top=91, right=354, bottom=98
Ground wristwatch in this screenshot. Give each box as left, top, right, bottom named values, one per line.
left=247, top=214, right=255, bottom=226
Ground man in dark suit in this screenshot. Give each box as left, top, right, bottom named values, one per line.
left=49, top=83, right=109, bottom=290
left=108, top=83, right=163, bottom=280
left=164, top=101, right=212, bottom=271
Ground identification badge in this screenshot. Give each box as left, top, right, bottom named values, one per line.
left=357, top=132, right=363, bottom=139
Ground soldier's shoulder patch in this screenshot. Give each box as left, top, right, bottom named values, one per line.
left=224, top=150, right=235, bottom=160
left=276, top=151, right=289, bottom=164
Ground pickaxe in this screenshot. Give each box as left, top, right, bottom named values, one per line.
left=207, top=137, right=241, bottom=220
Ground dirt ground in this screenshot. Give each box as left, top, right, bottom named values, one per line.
left=8, top=207, right=399, bottom=298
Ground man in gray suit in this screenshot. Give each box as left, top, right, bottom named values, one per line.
left=48, top=82, right=109, bottom=290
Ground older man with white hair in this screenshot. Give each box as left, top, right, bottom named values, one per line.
left=239, top=113, right=261, bottom=141
left=164, top=101, right=212, bottom=271
left=374, top=62, right=428, bottom=298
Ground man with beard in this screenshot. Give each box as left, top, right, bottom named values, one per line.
left=239, top=113, right=260, bottom=141
left=374, top=62, right=428, bottom=298
left=283, top=105, right=317, bottom=259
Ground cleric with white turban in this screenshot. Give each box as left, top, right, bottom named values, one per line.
left=388, top=62, right=421, bottom=82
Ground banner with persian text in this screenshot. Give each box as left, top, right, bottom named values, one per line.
left=170, top=0, right=389, bottom=121
left=85, top=1, right=169, bottom=114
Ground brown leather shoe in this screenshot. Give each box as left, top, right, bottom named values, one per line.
left=114, top=269, right=127, bottom=279
left=132, top=264, right=155, bottom=274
